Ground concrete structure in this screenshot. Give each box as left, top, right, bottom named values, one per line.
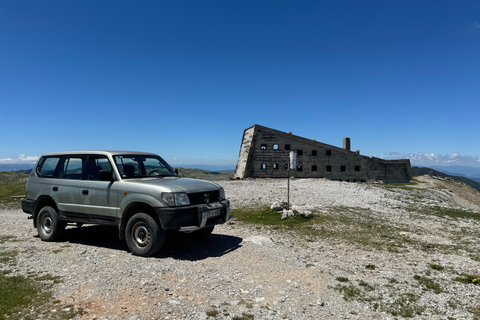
left=234, top=124, right=412, bottom=182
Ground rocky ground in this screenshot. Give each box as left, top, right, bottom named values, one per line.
left=1, top=175, right=480, bottom=319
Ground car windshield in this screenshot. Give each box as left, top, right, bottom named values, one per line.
left=113, top=155, right=178, bottom=179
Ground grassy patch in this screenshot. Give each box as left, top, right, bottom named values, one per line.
left=0, top=172, right=29, bottom=186
left=419, top=206, right=480, bottom=222
left=232, top=207, right=315, bottom=227
left=0, top=250, right=18, bottom=266
left=0, top=240, right=81, bottom=319
left=382, top=293, right=424, bottom=318
left=335, top=283, right=361, bottom=301
left=206, top=309, right=219, bottom=317
left=0, top=181, right=27, bottom=209
left=413, top=275, right=443, bottom=294
left=232, top=206, right=416, bottom=253
left=0, top=235, right=17, bottom=245
left=335, top=278, right=426, bottom=318
left=358, top=280, right=375, bottom=292
left=0, top=273, right=46, bottom=318
left=454, top=275, right=479, bottom=285
left=380, top=181, right=418, bottom=191
left=232, top=314, right=254, bottom=320
left=429, top=263, right=444, bottom=271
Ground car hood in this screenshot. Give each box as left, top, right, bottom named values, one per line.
left=122, top=177, right=221, bottom=193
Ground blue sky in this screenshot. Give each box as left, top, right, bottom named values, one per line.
left=1, top=1, right=479, bottom=168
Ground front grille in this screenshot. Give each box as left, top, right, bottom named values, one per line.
left=188, top=190, right=221, bottom=205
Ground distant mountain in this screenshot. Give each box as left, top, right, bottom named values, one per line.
left=412, top=167, right=480, bottom=192
left=429, top=165, right=480, bottom=179
left=0, top=164, right=35, bottom=172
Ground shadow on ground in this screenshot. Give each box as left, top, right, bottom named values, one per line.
left=55, top=225, right=243, bottom=261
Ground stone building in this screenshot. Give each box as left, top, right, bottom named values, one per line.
left=234, top=124, right=412, bottom=182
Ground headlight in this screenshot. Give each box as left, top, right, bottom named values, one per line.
left=219, top=187, right=225, bottom=200
left=161, top=192, right=190, bottom=206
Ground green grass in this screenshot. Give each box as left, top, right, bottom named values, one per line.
left=454, top=275, right=479, bottom=285
left=0, top=181, right=27, bottom=209
left=0, top=273, right=46, bottom=319
left=382, top=293, right=424, bottom=318
left=232, top=206, right=417, bottom=253
left=0, top=172, right=28, bottom=209
left=429, top=264, right=444, bottom=271
left=0, top=239, right=81, bottom=319
left=232, top=314, right=254, bottom=320
left=381, top=181, right=418, bottom=191
left=0, top=171, right=29, bottom=186
left=420, top=206, right=480, bottom=222
left=206, top=309, right=219, bottom=317
left=232, top=207, right=315, bottom=227
left=413, top=275, right=443, bottom=294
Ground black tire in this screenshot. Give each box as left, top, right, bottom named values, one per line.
left=125, top=213, right=165, bottom=257
left=194, top=226, right=215, bottom=238
left=36, top=206, right=65, bottom=242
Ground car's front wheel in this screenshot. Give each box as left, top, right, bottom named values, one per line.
left=36, top=206, right=65, bottom=241
left=125, top=213, right=165, bottom=257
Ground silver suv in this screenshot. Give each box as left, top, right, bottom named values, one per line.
left=22, top=151, right=231, bottom=256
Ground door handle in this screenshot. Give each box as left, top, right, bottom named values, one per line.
left=82, top=190, right=89, bottom=195
left=52, top=187, right=58, bottom=191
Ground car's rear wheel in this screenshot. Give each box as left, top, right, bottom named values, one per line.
left=37, top=206, right=65, bottom=241
left=125, top=213, right=165, bottom=257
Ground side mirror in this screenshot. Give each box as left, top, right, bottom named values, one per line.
left=99, top=170, right=114, bottom=181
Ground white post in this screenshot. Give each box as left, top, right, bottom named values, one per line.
left=288, top=151, right=296, bottom=211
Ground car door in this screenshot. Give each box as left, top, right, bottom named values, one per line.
left=52, top=155, right=86, bottom=215
left=78, top=155, right=118, bottom=221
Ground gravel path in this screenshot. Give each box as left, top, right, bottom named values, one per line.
left=1, top=177, right=480, bottom=319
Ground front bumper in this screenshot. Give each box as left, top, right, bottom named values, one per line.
left=154, top=199, right=232, bottom=231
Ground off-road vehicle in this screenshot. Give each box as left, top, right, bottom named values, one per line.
left=22, top=151, right=231, bottom=256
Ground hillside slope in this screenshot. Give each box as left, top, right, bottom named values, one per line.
left=412, top=166, right=480, bottom=192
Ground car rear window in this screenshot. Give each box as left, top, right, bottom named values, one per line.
left=36, top=157, right=61, bottom=178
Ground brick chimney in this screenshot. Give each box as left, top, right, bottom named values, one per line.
left=343, top=138, right=351, bottom=151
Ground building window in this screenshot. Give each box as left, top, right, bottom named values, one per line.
left=297, top=150, right=303, bottom=156
left=326, top=165, right=332, bottom=172
left=297, top=165, right=303, bottom=171
left=341, top=165, right=346, bottom=172
left=355, top=165, right=360, bottom=171
left=261, top=163, right=267, bottom=170
left=312, top=165, right=318, bottom=171
left=261, top=144, right=267, bottom=150
left=285, top=144, right=291, bottom=150
left=311, top=150, right=317, bottom=156
left=273, top=163, right=278, bottom=169
left=326, top=150, right=332, bottom=156
left=273, top=144, right=279, bottom=150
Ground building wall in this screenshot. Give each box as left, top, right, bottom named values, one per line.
left=234, top=125, right=412, bottom=182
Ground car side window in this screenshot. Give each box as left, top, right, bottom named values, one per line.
left=59, top=157, right=85, bottom=180
left=114, top=156, right=140, bottom=178
left=86, top=156, right=112, bottom=180
left=36, top=157, right=61, bottom=178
